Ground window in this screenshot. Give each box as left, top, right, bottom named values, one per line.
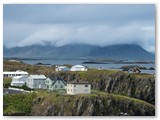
left=74, top=85, right=76, bottom=87
left=84, top=89, right=88, bottom=92
left=61, top=85, right=63, bottom=88
left=85, top=85, right=88, bottom=87
left=58, top=81, right=60, bottom=84
left=55, top=85, right=57, bottom=88
left=68, top=89, right=69, bottom=91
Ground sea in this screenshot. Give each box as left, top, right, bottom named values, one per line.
left=21, top=59, right=155, bottom=74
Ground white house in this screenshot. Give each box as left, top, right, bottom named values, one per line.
left=45, top=76, right=66, bottom=91
left=70, top=65, right=88, bottom=71
left=55, top=66, right=69, bottom=72
left=67, top=80, right=91, bottom=95
left=11, top=76, right=28, bottom=87
left=27, top=75, right=46, bottom=89
left=3, top=70, right=29, bottom=78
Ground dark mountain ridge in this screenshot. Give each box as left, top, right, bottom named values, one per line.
left=3, top=44, right=154, bottom=60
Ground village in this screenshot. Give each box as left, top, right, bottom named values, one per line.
left=3, top=64, right=91, bottom=95
left=3, top=60, right=155, bottom=116
left=3, top=59, right=146, bottom=96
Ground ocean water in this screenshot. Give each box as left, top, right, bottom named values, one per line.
left=22, top=59, right=155, bottom=74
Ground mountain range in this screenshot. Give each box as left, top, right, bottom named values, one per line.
left=3, top=44, right=154, bottom=60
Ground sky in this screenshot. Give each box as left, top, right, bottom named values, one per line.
left=3, top=4, right=155, bottom=52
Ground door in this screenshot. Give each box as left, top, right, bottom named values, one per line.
left=39, top=84, right=41, bottom=89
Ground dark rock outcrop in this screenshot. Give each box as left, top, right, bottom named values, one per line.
left=31, top=94, right=155, bottom=116
left=57, top=71, right=155, bottom=105
left=91, top=73, right=155, bottom=105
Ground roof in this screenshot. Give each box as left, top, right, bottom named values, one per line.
left=47, top=76, right=66, bottom=85
left=3, top=71, right=28, bottom=74
left=12, top=76, right=24, bottom=79
left=47, top=76, right=63, bottom=81
left=72, top=65, right=85, bottom=68
left=11, top=81, right=25, bottom=84
left=29, top=75, right=46, bottom=79
left=57, top=66, right=67, bottom=69
left=67, top=80, right=91, bottom=84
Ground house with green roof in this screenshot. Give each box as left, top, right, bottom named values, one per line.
left=45, top=76, right=66, bottom=91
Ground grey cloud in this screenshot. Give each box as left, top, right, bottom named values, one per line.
left=4, top=22, right=155, bottom=52
left=4, top=4, right=155, bottom=25
left=3, top=4, right=155, bottom=52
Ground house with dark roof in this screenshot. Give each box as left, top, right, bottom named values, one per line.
left=67, top=80, right=91, bottom=95
left=45, top=76, right=66, bottom=91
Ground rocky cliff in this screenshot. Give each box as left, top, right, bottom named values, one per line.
left=3, top=62, right=155, bottom=116
left=57, top=70, right=155, bottom=105
left=3, top=61, right=155, bottom=105
left=31, top=92, right=155, bottom=116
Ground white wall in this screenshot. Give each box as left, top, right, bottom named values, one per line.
left=12, top=77, right=27, bottom=82
left=27, top=76, right=46, bottom=89
left=11, top=82, right=25, bottom=87
left=67, top=84, right=91, bottom=95
left=27, top=77, right=33, bottom=88
left=55, top=67, right=69, bottom=72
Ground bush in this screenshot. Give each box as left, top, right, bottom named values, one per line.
left=3, top=83, right=11, bottom=88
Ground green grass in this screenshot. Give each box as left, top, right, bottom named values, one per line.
left=3, top=90, right=155, bottom=115
left=39, top=89, right=154, bottom=109
left=3, top=61, right=55, bottom=76
left=108, top=93, right=155, bottom=109
left=3, top=61, right=154, bottom=81
left=130, top=73, right=154, bottom=79
left=3, top=93, right=37, bottom=115
left=3, top=78, right=12, bottom=88
left=3, top=77, right=12, bottom=84
left=67, top=69, right=120, bottom=82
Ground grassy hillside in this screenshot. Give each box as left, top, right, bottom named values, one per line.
left=3, top=61, right=154, bottom=79
left=3, top=61, right=155, bottom=104
left=3, top=93, right=37, bottom=115
left=3, top=61, right=55, bottom=75
left=3, top=91, right=155, bottom=116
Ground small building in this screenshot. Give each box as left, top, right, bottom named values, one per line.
left=3, top=70, right=29, bottom=78
left=55, top=66, right=69, bottom=72
left=67, top=80, right=91, bottom=95
left=45, top=76, right=66, bottom=91
left=11, top=76, right=28, bottom=87
left=70, top=65, right=88, bottom=71
left=128, top=66, right=141, bottom=74
left=8, top=59, right=21, bottom=63
left=27, top=75, right=46, bottom=89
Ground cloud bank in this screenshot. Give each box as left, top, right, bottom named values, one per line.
left=3, top=4, right=155, bottom=52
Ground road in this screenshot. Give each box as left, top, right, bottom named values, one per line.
left=3, top=88, right=23, bottom=95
